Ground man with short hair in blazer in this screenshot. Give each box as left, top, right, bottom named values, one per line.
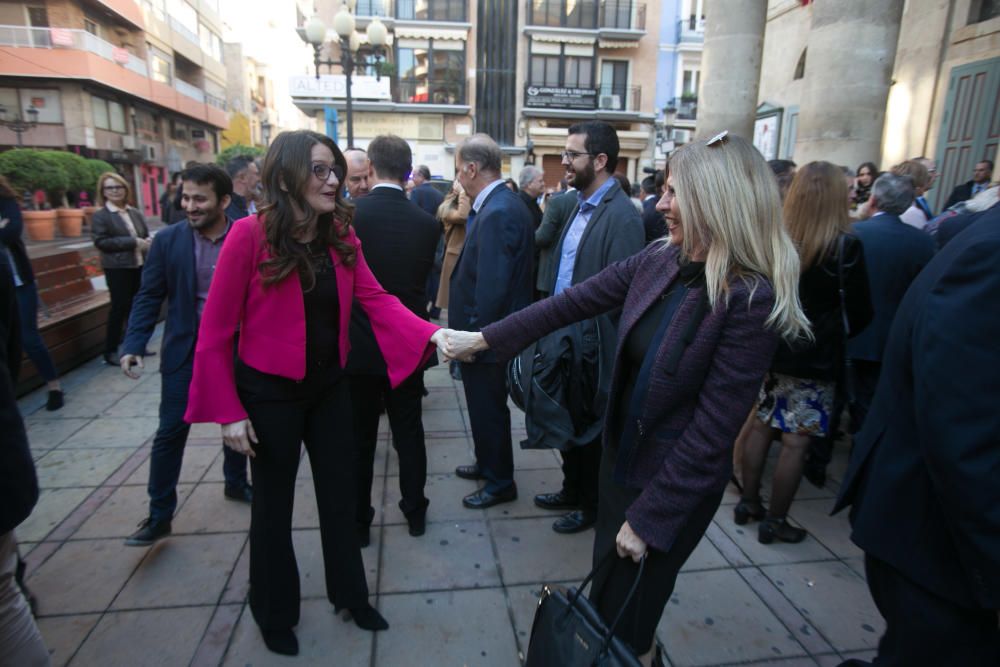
left=532, top=121, right=645, bottom=534
left=449, top=133, right=534, bottom=509
left=834, top=208, right=1000, bottom=667
left=119, top=163, right=252, bottom=547
left=347, top=135, right=441, bottom=543
left=848, top=173, right=935, bottom=429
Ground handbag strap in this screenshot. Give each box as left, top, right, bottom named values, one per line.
left=599, top=554, right=647, bottom=656
left=566, top=549, right=648, bottom=660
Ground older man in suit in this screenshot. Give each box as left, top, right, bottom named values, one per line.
left=848, top=173, right=935, bottom=430
left=120, top=163, right=251, bottom=547
left=449, top=134, right=535, bottom=509
left=532, top=121, right=644, bottom=534
left=834, top=208, right=1000, bottom=667
left=347, top=135, right=441, bottom=543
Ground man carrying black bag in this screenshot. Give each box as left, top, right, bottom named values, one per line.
left=528, top=121, right=644, bottom=535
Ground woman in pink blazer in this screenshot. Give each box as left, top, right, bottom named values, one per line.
left=185, top=130, right=447, bottom=656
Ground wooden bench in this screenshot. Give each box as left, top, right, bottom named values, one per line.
left=15, top=248, right=111, bottom=395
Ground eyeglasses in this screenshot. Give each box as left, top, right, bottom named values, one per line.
left=311, top=163, right=345, bottom=183
left=103, top=185, right=126, bottom=191
left=706, top=130, right=729, bottom=147
left=561, top=150, right=596, bottom=161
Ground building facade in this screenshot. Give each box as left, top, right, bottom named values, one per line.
left=290, top=0, right=661, bottom=182
left=743, top=0, right=999, bottom=211
left=221, top=43, right=277, bottom=149
left=652, top=0, right=704, bottom=166
left=0, top=0, right=229, bottom=218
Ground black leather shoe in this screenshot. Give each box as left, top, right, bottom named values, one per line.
left=462, top=485, right=517, bottom=509
left=224, top=483, right=253, bottom=503
left=262, top=627, right=298, bottom=655
left=46, top=390, right=64, bottom=411
left=758, top=517, right=807, bottom=544
left=406, top=511, right=426, bottom=537
left=733, top=498, right=766, bottom=525
left=533, top=490, right=579, bottom=511
left=552, top=510, right=597, bottom=534
left=455, top=464, right=484, bottom=480
left=124, top=517, right=171, bottom=546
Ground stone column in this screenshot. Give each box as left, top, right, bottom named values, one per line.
left=794, top=0, right=904, bottom=167
left=696, top=0, right=767, bottom=140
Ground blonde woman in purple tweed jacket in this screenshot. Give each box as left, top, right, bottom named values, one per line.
left=442, top=133, right=810, bottom=666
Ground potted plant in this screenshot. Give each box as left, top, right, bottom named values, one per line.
left=46, top=151, right=92, bottom=237
left=0, top=149, right=67, bottom=241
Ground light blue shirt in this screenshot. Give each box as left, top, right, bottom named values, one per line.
left=472, top=179, right=506, bottom=214
left=553, top=177, right=616, bottom=295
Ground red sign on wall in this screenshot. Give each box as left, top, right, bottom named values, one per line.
left=112, top=47, right=130, bottom=65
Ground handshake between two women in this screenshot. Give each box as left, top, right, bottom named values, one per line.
left=428, top=328, right=489, bottom=363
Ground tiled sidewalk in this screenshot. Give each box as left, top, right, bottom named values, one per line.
left=16, top=328, right=882, bottom=666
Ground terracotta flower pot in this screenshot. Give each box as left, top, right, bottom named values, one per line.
left=81, top=206, right=98, bottom=231
left=56, top=208, right=85, bottom=237
left=23, top=210, right=58, bottom=241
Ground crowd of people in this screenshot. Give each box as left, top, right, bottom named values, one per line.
left=1, top=121, right=998, bottom=666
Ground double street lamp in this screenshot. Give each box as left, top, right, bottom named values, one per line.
left=303, top=7, right=389, bottom=147
left=0, top=103, right=39, bottom=146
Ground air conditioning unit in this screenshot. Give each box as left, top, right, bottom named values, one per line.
left=121, top=135, right=137, bottom=150
left=671, top=129, right=691, bottom=144
left=599, top=94, right=622, bottom=110
left=141, top=144, right=157, bottom=162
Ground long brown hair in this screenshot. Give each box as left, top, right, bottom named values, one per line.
left=257, top=130, right=355, bottom=287
left=783, top=161, right=851, bottom=271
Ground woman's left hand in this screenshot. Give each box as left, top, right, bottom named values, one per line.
left=616, top=521, right=648, bottom=562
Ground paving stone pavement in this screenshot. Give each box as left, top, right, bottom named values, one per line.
left=15, top=327, right=882, bottom=667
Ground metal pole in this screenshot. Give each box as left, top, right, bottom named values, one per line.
left=343, top=49, right=354, bottom=148
left=15, top=129, right=23, bottom=147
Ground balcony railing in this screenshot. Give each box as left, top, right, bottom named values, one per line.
left=355, top=0, right=392, bottom=17
left=0, top=25, right=148, bottom=76
left=395, top=78, right=466, bottom=105
left=525, top=0, right=645, bottom=30
left=205, top=93, right=226, bottom=110
left=667, top=96, right=698, bottom=120
left=597, top=84, right=640, bottom=112
left=175, top=78, right=205, bottom=102
left=676, top=16, right=705, bottom=42
left=357, top=0, right=467, bottom=21
left=168, top=17, right=199, bottom=45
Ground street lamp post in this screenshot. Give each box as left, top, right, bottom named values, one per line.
left=303, top=9, right=388, bottom=148
left=0, top=103, right=40, bottom=146
left=261, top=119, right=272, bottom=147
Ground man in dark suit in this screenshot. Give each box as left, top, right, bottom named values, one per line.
left=120, top=163, right=251, bottom=547
left=640, top=175, right=664, bottom=244
left=943, top=159, right=993, bottom=210
left=531, top=121, right=644, bottom=534
left=410, top=165, right=444, bottom=217
left=224, top=155, right=259, bottom=221
left=517, top=165, right=545, bottom=229
left=449, top=134, right=534, bottom=509
left=834, top=209, right=1000, bottom=667
left=347, top=135, right=441, bottom=542
left=848, top=173, right=935, bottom=429
left=0, top=255, right=49, bottom=665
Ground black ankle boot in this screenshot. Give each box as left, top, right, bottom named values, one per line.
left=733, top=498, right=766, bottom=525
left=758, top=517, right=807, bottom=544
left=261, top=628, right=298, bottom=655
left=346, top=603, right=389, bottom=631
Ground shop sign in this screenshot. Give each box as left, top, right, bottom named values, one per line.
left=524, top=85, right=598, bottom=111
left=289, top=75, right=391, bottom=101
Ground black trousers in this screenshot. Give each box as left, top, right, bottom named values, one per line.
left=844, top=554, right=1000, bottom=667
left=350, top=372, right=429, bottom=525
left=459, top=361, right=514, bottom=493
left=236, top=362, right=368, bottom=632
left=559, top=439, right=602, bottom=512
left=103, top=267, right=143, bottom=354
left=589, top=448, right=723, bottom=655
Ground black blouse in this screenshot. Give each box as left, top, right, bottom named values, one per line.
left=300, top=240, right=340, bottom=372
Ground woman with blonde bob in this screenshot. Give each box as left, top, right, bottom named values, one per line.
left=738, top=161, right=872, bottom=544
left=90, top=171, right=152, bottom=365
left=443, top=133, right=809, bottom=664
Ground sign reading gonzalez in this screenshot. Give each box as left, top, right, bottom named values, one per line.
left=524, top=85, right=598, bottom=110
left=289, top=75, right=391, bottom=101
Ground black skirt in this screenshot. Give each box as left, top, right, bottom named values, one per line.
left=588, top=447, right=724, bottom=655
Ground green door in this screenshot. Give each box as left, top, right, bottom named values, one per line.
left=933, top=57, right=1000, bottom=212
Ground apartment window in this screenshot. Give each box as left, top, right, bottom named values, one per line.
left=27, top=6, right=49, bottom=27
left=147, top=0, right=166, bottom=21
left=396, top=39, right=466, bottom=104
left=528, top=41, right=595, bottom=88
left=971, top=0, right=1000, bottom=22
left=682, top=69, right=699, bottom=97
left=170, top=119, right=189, bottom=140
left=0, top=88, right=62, bottom=123
left=199, top=23, right=223, bottom=61
left=599, top=60, right=628, bottom=109
left=92, top=97, right=126, bottom=132
left=528, top=0, right=598, bottom=29
left=171, top=0, right=198, bottom=35
left=148, top=44, right=172, bottom=84
left=84, top=19, right=97, bottom=35
left=396, top=0, right=466, bottom=21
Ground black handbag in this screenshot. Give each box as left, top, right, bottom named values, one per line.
left=524, top=550, right=645, bottom=667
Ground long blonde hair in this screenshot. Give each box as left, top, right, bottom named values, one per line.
left=666, top=134, right=810, bottom=341
left=783, top=161, right=851, bottom=270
